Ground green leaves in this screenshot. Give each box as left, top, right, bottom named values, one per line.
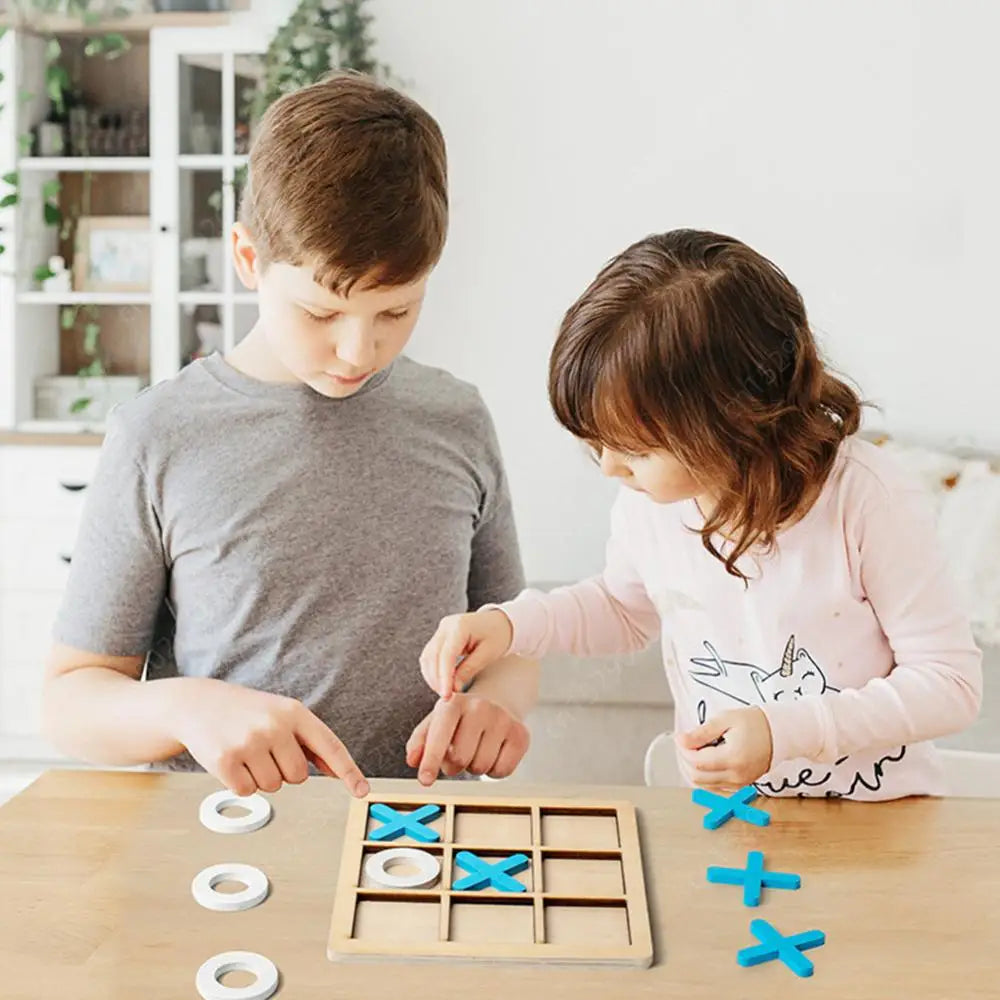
left=251, top=0, right=387, bottom=124
left=46, top=63, right=72, bottom=115
left=61, top=307, right=79, bottom=331
left=83, top=322, right=101, bottom=356
left=84, top=34, right=130, bottom=60
left=69, top=397, right=93, bottom=414
left=0, top=154, right=17, bottom=214
left=33, top=263, right=56, bottom=284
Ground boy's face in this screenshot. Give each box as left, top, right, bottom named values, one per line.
left=233, top=226, right=428, bottom=399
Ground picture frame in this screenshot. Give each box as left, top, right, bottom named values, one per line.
left=73, top=216, right=152, bottom=292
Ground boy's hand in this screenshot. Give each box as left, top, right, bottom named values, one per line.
left=170, top=678, right=370, bottom=798
left=676, top=707, right=774, bottom=789
left=405, top=692, right=529, bottom=786
left=419, top=610, right=514, bottom=700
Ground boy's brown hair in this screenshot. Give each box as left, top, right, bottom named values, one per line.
left=549, top=229, right=863, bottom=580
left=240, top=72, right=448, bottom=292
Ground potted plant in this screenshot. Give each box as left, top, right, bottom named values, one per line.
left=249, top=0, right=386, bottom=124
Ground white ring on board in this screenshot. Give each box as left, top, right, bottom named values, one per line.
left=191, top=863, right=270, bottom=912
left=195, top=951, right=279, bottom=1000
left=365, top=847, right=441, bottom=889
left=199, top=790, right=272, bottom=834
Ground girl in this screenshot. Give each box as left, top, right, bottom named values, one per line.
left=420, top=229, right=982, bottom=799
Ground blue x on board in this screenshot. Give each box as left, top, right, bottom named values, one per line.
left=453, top=851, right=530, bottom=893
left=368, top=803, right=441, bottom=843
left=692, top=785, right=771, bottom=830
left=737, top=918, right=826, bottom=978
left=707, top=850, right=801, bottom=906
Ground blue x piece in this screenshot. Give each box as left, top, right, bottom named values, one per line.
left=368, top=803, right=442, bottom=843
left=737, top=918, right=826, bottom=978
left=707, top=850, right=801, bottom=906
left=692, top=785, right=770, bottom=830
left=452, top=851, right=530, bottom=893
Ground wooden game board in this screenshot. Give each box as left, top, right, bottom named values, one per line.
left=328, top=792, right=653, bottom=967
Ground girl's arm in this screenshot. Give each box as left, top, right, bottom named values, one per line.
left=499, top=490, right=661, bottom=660
left=762, top=476, right=983, bottom=766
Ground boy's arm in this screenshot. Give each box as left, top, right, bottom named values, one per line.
left=42, top=646, right=187, bottom=764
left=761, top=473, right=983, bottom=766
left=42, top=412, right=171, bottom=763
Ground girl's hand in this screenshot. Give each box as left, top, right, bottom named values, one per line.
left=676, top=707, right=774, bottom=789
left=419, top=610, right=514, bottom=700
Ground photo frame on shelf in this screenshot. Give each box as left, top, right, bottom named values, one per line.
left=73, top=216, right=152, bottom=292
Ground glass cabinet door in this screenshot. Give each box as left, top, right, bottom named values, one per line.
left=150, top=28, right=265, bottom=382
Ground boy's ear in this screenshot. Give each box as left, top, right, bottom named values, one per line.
left=231, top=223, right=260, bottom=290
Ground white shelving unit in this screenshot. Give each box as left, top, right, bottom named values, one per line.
left=0, top=21, right=266, bottom=431
left=0, top=15, right=267, bottom=788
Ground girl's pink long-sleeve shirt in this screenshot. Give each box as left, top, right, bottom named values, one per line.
left=497, top=438, right=982, bottom=799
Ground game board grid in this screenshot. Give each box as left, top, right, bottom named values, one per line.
left=355, top=799, right=629, bottom=942
left=330, top=793, right=653, bottom=965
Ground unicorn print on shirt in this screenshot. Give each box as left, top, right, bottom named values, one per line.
left=690, top=634, right=837, bottom=707
left=686, top=634, right=906, bottom=796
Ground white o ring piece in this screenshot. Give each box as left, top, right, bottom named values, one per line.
left=192, top=863, right=270, bottom=913
left=199, top=790, right=272, bottom=835
left=195, top=951, right=279, bottom=1000
left=365, top=847, right=441, bottom=890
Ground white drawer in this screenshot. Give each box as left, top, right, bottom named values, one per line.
left=0, top=590, right=64, bottom=670
left=0, top=518, right=77, bottom=591
left=0, top=661, right=45, bottom=737
left=0, top=446, right=100, bottom=519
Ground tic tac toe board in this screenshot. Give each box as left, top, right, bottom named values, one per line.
left=328, top=792, right=653, bottom=967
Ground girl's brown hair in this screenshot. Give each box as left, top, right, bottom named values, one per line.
left=549, top=229, right=863, bottom=580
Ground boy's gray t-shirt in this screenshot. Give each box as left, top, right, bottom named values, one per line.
left=53, top=353, right=526, bottom=777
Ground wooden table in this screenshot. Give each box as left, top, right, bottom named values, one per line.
left=0, top=770, right=997, bottom=999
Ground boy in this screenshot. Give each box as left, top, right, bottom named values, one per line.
left=41, top=73, right=537, bottom=798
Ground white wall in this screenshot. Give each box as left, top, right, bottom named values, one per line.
left=258, top=0, right=999, bottom=582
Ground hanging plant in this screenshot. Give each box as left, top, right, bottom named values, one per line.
left=249, top=0, right=391, bottom=126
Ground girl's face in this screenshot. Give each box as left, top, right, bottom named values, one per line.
left=597, top=446, right=704, bottom=504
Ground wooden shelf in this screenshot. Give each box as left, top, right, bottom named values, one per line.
left=0, top=11, right=244, bottom=34
left=18, top=157, right=151, bottom=172
left=18, top=291, right=152, bottom=306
